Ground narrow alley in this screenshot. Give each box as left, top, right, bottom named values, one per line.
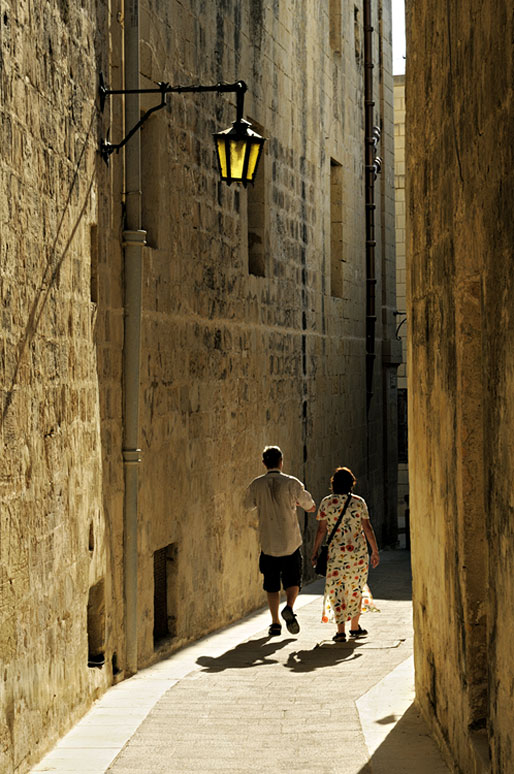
left=32, top=552, right=449, bottom=774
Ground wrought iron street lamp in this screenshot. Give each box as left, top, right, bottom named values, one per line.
left=99, top=75, right=265, bottom=186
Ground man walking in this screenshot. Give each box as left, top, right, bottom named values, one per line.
left=244, top=446, right=316, bottom=636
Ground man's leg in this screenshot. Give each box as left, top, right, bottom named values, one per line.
left=259, top=552, right=282, bottom=630
left=267, top=591, right=281, bottom=624
left=280, top=550, right=302, bottom=634
left=285, top=585, right=299, bottom=609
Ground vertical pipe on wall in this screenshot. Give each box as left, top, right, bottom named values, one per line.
left=364, top=0, right=376, bottom=414
left=122, top=0, right=146, bottom=675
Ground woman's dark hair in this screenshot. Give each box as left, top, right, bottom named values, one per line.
left=331, top=467, right=356, bottom=494
left=262, top=446, right=283, bottom=469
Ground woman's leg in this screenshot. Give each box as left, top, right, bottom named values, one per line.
left=336, top=598, right=346, bottom=635
left=350, top=591, right=363, bottom=630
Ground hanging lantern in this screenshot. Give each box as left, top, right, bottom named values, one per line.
left=214, top=118, right=266, bottom=186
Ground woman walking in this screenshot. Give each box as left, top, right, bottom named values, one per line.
left=311, top=467, right=380, bottom=642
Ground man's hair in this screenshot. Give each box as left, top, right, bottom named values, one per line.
left=331, top=467, right=356, bottom=494
left=262, top=446, right=283, bottom=469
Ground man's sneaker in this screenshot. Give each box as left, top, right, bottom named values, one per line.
left=281, top=605, right=300, bottom=634
left=349, top=626, right=368, bottom=638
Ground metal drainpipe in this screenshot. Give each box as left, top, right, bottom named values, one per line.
left=123, top=0, right=146, bottom=676
left=364, top=0, right=376, bottom=415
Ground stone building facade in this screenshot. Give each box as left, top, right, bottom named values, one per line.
left=0, top=2, right=397, bottom=771
left=406, top=2, right=514, bottom=772
left=393, top=73, right=408, bottom=546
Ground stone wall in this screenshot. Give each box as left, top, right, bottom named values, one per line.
left=0, top=0, right=114, bottom=771
left=406, top=2, right=514, bottom=772
left=393, top=74, right=409, bottom=545
left=0, top=1, right=397, bottom=771
left=131, top=0, right=397, bottom=664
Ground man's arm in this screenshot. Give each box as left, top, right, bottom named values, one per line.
left=294, top=480, right=316, bottom=512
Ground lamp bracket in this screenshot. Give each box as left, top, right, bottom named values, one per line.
left=99, top=73, right=247, bottom=164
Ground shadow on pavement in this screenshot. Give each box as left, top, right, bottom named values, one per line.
left=196, top=636, right=296, bottom=672
left=357, top=702, right=451, bottom=774
left=284, top=642, right=363, bottom=672
left=367, top=550, right=412, bottom=602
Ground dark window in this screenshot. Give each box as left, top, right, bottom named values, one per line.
left=90, top=224, right=98, bottom=304
left=398, top=388, right=408, bottom=463
left=329, top=0, right=342, bottom=54
left=330, top=159, right=344, bottom=298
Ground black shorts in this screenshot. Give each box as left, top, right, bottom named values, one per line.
left=259, top=548, right=303, bottom=593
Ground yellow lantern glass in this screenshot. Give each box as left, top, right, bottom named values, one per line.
left=214, top=119, right=265, bottom=186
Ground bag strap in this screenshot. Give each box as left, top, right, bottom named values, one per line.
left=325, top=493, right=352, bottom=547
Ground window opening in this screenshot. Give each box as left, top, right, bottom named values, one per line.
left=330, top=159, right=344, bottom=298
left=397, top=388, right=408, bottom=463
left=90, top=224, right=98, bottom=304
left=354, top=6, right=362, bottom=61
left=329, top=0, right=342, bottom=53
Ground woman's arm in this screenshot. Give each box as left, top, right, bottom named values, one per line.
left=311, top=520, right=328, bottom=565
left=362, top=519, right=380, bottom=568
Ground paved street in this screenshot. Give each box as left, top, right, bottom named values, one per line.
left=32, top=551, right=450, bottom=774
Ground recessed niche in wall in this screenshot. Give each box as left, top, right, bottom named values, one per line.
left=153, top=543, right=178, bottom=648
left=87, top=579, right=105, bottom=668
left=112, top=651, right=121, bottom=676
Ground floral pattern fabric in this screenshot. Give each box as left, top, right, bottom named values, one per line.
left=317, top=493, right=378, bottom=624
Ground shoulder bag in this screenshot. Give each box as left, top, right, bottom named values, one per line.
left=315, top=493, right=352, bottom=576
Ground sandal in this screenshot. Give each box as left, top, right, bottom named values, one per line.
left=268, top=623, right=282, bottom=636
left=281, top=605, right=300, bottom=634
left=349, top=626, right=368, bottom=638
left=332, top=632, right=346, bottom=642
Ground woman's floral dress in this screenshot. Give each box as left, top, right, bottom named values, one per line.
left=317, top=493, right=377, bottom=624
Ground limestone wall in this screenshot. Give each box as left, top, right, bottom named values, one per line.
left=406, top=2, right=514, bottom=772
left=0, top=1, right=397, bottom=771
left=394, top=74, right=408, bottom=544
left=131, top=0, right=397, bottom=664
left=0, top=0, right=114, bottom=771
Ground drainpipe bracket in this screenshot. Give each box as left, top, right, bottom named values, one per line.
left=123, top=448, right=143, bottom=464
left=122, top=229, right=147, bottom=247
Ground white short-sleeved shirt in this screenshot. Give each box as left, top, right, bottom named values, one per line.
left=244, top=469, right=315, bottom=556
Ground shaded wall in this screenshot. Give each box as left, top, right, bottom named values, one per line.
left=393, top=74, right=408, bottom=545
left=406, top=1, right=514, bottom=772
